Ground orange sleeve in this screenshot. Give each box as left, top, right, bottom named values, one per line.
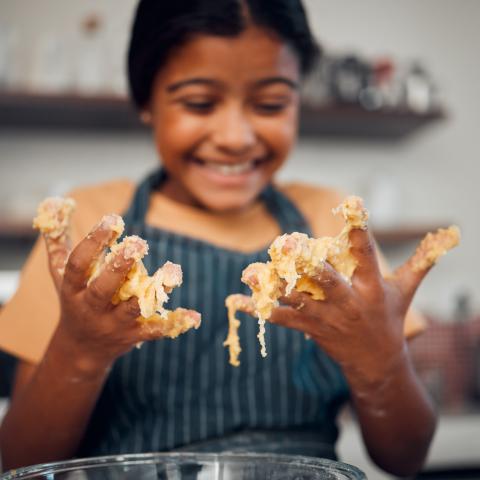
left=0, top=179, right=135, bottom=364
left=281, top=182, right=346, bottom=238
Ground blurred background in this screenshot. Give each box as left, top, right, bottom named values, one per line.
left=0, top=1, right=478, bottom=478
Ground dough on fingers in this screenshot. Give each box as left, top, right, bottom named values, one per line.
left=225, top=196, right=460, bottom=366
left=33, top=197, right=201, bottom=339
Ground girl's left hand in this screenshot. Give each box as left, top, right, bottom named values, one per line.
left=269, top=226, right=430, bottom=388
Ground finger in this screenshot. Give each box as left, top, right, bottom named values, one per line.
left=281, top=289, right=310, bottom=308
left=269, top=305, right=306, bottom=330
left=113, top=296, right=141, bottom=323
left=154, top=261, right=182, bottom=293
left=43, top=232, right=71, bottom=291
left=137, top=308, right=201, bottom=341
left=348, top=227, right=382, bottom=288
left=394, top=226, right=460, bottom=302
left=279, top=290, right=336, bottom=320
left=33, top=197, right=75, bottom=290
left=85, top=235, right=147, bottom=311
left=270, top=303, right=341, bottom=341
left=137, top=321, right=165, bottom=342
left=394, top=260, right=431, bottom=306
left=310, top=261, right=352, bottom=303
left=63, top=214, right=124, bottom=293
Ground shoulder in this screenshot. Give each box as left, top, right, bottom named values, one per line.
left=68, top=178, right=135, bottom=212
left=278, top=182, right=347, bottom=238
left=67, top=178, right=136, bottom=240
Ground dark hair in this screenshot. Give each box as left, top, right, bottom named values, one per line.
left=127, top=0, right=320, bottom=109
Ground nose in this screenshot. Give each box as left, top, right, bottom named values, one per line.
left=211, top=104, right=256, bottom=156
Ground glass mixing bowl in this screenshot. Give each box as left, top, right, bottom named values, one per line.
left=1, top=453, right=366, bottom=480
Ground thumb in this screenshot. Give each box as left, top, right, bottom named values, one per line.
left=33, top=197, right=76, bottom=291
left=44, top=233, right=72, bottom=290
left=394, top=225, right=460, bottom=302
left=139, top=308, right=202, bottom=340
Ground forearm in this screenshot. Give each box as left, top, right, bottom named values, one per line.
left=345, top=346, right=436, bottom=476
left=0, top=326, right=111, bottom=470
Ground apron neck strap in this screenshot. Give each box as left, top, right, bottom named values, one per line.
left=260, top=184, right=313, bottom=236
left=123, top=168, right=312, bottom=237
left=122, top=169, right=167, bottom=225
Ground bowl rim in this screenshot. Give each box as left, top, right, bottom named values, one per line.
left=1, top=452, right=366, bottom=479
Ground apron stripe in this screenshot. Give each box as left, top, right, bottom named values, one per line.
left=150, top=230, right=168, bottom=451
left=278, top=326, right=289, bottom=427
left=293, top=333, right=308, bottom=425
left=182, top=243, right=199, bottom=444
left=198, top=247, right=213, bottom=439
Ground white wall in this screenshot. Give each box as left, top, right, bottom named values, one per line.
left=0, top=0, right=478, bottom=316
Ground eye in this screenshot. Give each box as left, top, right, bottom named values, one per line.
left=255, top=103, right=288, bottom=114
left=253, top=95, right=292, bottom=115
left=182, top=99, right=216, bottom=113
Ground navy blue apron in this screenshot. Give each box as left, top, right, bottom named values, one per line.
left=79, top=169, right=348, bottom=459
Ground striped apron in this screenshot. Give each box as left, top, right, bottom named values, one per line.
left=79, top=169, right=349, bottom=459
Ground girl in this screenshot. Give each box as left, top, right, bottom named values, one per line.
left=0, top=0, right=436, bottom=475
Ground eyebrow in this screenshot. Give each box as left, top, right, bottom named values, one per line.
left=166, top=76, right=299, bottom=93
left=253, top=77, right=299, bottom=90
left=166, top=78, right=221, bottom=92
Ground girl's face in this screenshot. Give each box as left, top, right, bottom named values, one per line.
left=147, top=25, right=301, bottom=212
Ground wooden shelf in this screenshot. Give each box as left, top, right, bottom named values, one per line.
left=0, top=91, right=446, bottom=139
left=0, top=91, right=142, bottom=132
left=299, top=104, right=446, bottom=140
left=0, top=219, right=37, bottom=241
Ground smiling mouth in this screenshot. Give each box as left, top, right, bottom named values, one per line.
left=190, top=156, right=268, bottom=176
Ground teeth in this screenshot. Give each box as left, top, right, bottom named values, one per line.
left=206, top=161, right=254, bottom=175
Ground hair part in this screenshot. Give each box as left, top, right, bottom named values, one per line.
left=127, top=0, right=320, bottom=109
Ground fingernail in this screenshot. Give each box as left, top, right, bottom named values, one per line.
left=107, top=235, right=148, bottom=262
left=98, top=214, right=125, bottom=243
left=334, top=196, right=369, bottom=230
left=33, top=197, right=76, bottom=239
left=122, top=236, right=148, bottom=260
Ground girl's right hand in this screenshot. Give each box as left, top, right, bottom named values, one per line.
left=42, top=216, right=164, bottom=373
